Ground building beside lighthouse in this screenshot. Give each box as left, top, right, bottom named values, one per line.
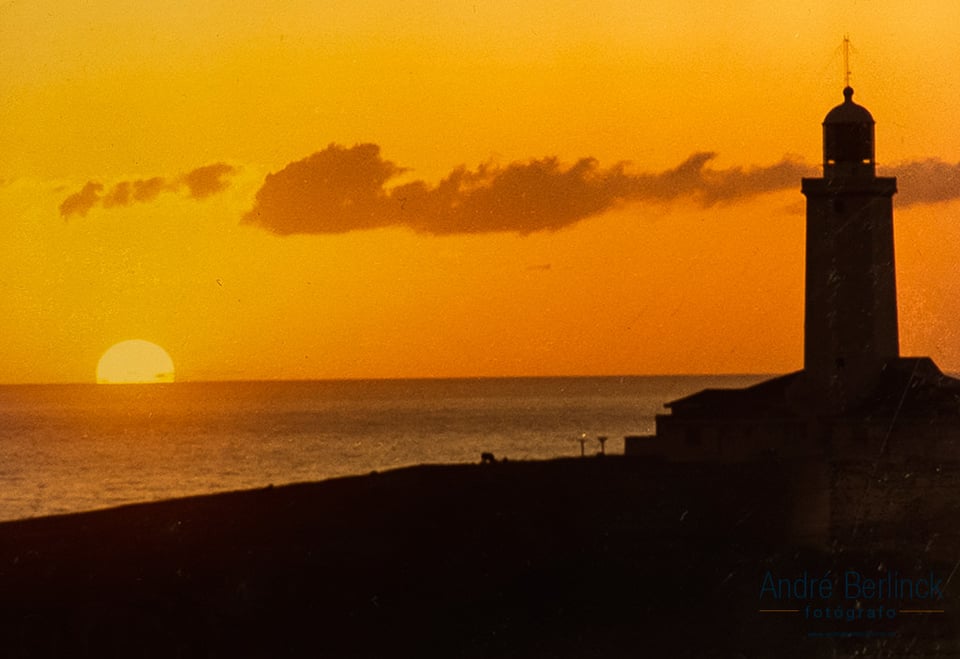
left=626, top=87, right=960, bottom=462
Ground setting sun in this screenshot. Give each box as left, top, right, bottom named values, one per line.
left=96, top=340, right=175, bottom=384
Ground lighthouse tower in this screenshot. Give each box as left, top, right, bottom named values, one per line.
left=800, top=87, right=899, bottom=412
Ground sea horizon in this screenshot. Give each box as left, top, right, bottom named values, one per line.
left=0, top=371, right=786, bottom=388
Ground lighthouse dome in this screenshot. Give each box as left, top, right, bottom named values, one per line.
left=824, top=86, right=875, bottom=125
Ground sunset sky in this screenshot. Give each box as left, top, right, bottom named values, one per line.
left=2, top=1, right=960, bottom=384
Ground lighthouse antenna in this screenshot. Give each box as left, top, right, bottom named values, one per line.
left=842, top=34, right=853, bottom=88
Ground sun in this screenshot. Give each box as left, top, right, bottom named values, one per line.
left=96, top=340, right=175, bottom=384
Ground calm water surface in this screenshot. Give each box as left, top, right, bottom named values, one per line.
left=0, top=376, right=767, bottom=520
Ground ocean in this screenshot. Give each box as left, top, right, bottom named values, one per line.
left=0, top=375, right=767, bottom=521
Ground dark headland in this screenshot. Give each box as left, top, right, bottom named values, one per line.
left=1, top=456, right=959, bottom=658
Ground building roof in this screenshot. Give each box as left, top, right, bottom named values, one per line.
left=664, top=371, right=803, bottom=419
left=663, top=359, right=960, bottom=421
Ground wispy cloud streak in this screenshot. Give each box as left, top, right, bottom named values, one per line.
left=880, top=160, right=960, bottom=207
left=59, top=163, right=236, bottom=218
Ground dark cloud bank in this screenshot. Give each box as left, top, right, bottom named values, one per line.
left=59, top=163, right=236, bottom=218
left=241, top=144, right=815, bottom=236
left=243, top=144, right=960, bottom=236
left=59, top=147, right=960, bottom=234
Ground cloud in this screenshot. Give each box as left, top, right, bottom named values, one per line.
left=881, top=160, right=960, bottom=207
left=102, top=181, right=132, bottom=208
left=59, top=163, right=235, bottom=218
left=696, top=157, right=817, bottom=205
left=62, top=146, right=959, bottom=230
left=243, top=144, right=403, bottom=234
left=132, top=177, right=169, bottom=202
left=393, top=156, right=637, bottom=234
left=59, top=182, right=103, bottom=217
left=181, top=163, right=237, bottom=199
left=243, top=145, right=824, bottom=236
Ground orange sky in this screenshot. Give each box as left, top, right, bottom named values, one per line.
left=1, top=1, right=960, bottom=383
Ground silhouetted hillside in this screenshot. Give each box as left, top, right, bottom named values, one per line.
left=0, top=457, right=956, bottom=657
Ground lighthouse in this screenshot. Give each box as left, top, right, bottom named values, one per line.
left=626, top=83, right=960, bottom=463
left=800, top=86, right=899, bottom=412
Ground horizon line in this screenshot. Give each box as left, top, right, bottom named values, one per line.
left=0, top=373, right=786, bottom=387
